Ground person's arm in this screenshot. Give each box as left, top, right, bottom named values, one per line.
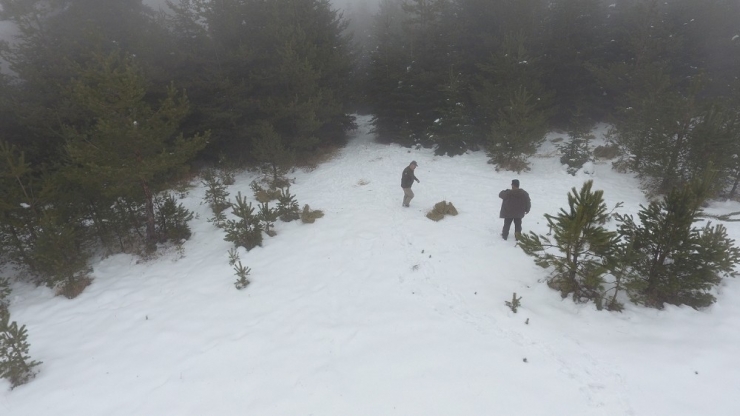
left=499, top=190, right=508, bottom=199
left=525, top=193, right=531, bottom=214
left=414, top=173, right=420, bottom=183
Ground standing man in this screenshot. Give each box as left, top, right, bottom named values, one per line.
left=401, top=160, right=420, bottom=207
left=499, top=179, right=531, bottom=240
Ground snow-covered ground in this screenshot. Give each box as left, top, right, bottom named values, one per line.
left=3, top=115, right=740, bottom=415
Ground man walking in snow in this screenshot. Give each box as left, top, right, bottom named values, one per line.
left=499, top=179, right=531, bottom=240
left=401, top=160, right=420, bottom=207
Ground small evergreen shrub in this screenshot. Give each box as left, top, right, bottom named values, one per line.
left=233, top=261, right=251, bottom=290
left=227, top=248, right=239, bottom=266
left=218, top=169, right=236, bottom=186
left=558, top=133, right=594, bottom=175
left=505, top=292, right=522, bottom=313
left=32, top=214, right=93, bottom=299
left=615, top=181, right=740, bottom=309
left=518, top=181, right=618, bottom=308
left=202, top=171, right=230, bottom=216
left=489, top=155, right=530, bottom=174
left=155, top=193, right=194, bottom=243
left=223, top=192, right=263, bottom=251
left=426, top=201, right=458, bottom=221
left=277, top=188, right=300, bottom=222
left=257, top=202, right=279, bottom=236
left=0, top=309, right=42, bottom=389
left=300, top=205, right=325, bottom=224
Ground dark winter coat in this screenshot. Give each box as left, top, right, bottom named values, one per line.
left=401, top=167, right=418, bottom=188
left=499, top=188, right=531, bottom=219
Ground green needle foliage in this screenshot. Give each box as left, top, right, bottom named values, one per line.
left=0, top=309, right=41, bottom=389
left=258, top=202, right=279, bottom=236
left=154, top=193, right=194, bottom=243
left=277, top=188, right=301, bottom=222
left=233, top=261, right=252, bottom=291
left=62, top=51, right=208, bottom=251
left=519, top=180, right=618, bottom=308
left=224, top=192, right=263, bottom=251
left=616, top=181, right=740, bottom=309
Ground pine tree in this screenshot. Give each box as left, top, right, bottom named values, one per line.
left=202, top=170, right=231, bottom=218
left=223, top=192, right=263, bottom=251
left=154, top=193, right=194, bottom=243
left=488, top=86, right=551, bottom=173
left=62, top=51, right=208, bottom=251
left=612, top=72, right=706, bottom=194
left=559, top=112, right=595, bottom=176
left=233, top=261, right=252, bottom=290
left=30, top=212, right=92, bottom=297
left=250, top=121, right=295, bottom=188
left=0, top=141, right=42, bottom=274
left=257, top=202, right=279, bottom=237
left=615, top=181, right=740, bottom=309
left=430, top=70, right=476, bottom=156
left=472, top=29, right=553, bottom=139
left=277, top=188, right=301, bottom=222
left=684, top=103, right=739, bottom=198
left=400, top=0, right=456, bottom=141
left=0, top=278, right=10, bottom=310
left=0, top=309, right=42, bottom=389
left=366, top=0, right=415, bottom=145
left=167, top=0, right=354, bottom=159
left=519, top=180, right=618, bottom=308
left=540, top=0, right=610, bottom=123
left=0, top=0, right=171, bottom=166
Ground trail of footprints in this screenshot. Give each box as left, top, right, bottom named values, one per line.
left=398, top=236, right=635, bottom=415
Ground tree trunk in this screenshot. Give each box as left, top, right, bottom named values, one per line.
left=141, top=179, right=157, bottom=249
left=728, top=167, right=740, bottom=200
left=6, top=223, right=35, bottom=272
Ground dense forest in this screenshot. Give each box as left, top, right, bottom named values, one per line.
left=0, top=0, right=739, bottom=297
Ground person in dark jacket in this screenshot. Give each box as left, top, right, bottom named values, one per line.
left=401, top=161, right=420, bottom=207
left=499, top=179, right=531, bottom=240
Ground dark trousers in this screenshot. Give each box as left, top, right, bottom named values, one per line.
left=502, top=218, right=522, bottom=238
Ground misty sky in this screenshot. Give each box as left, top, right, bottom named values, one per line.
left=0, top=0, right=383, bottom=48
left=142, top=0, right=382, bottom=12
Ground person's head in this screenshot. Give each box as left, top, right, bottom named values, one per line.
left=511, top=179, right=520, bottom=189
left=410, top=160, right=418, bottom=170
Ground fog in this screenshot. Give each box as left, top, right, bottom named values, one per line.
left=1, top=0, right=384, bottom=62
left=142, top=0, right=382, bottom=13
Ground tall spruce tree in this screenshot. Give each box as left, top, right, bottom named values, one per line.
left=615, top=181, right=740, bottom=309
left=683, top=103, right=740, bottom=198
left=366, top=0, right=415, bottom=144
left=471, top=30, right=553, bottom=172
left=0, top=0, right=170, bottom=164
left=488, top=86, right=552, bottom=173
left=0, top=141, right=43, bottom=275
left=62, top=52, right=208, bottom=250
left=400, top=0, right=456, bottom=142
left=166, top=0, right=354, bottom=160
left=429, top=70, right=476, bottom=156
left=250, top=121, right=295, bottom=187
left=519, top=180, right=619, bottom=308
left=540, top=0, right=609, bottom=124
